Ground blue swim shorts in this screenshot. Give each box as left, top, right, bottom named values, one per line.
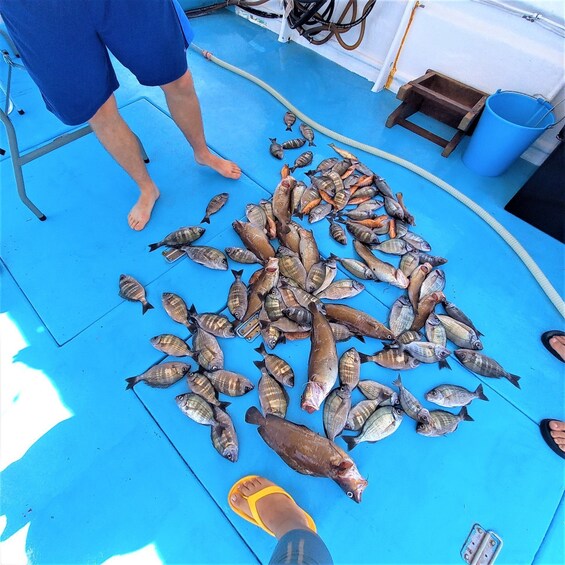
left=0, top=0, right=194, bottom=125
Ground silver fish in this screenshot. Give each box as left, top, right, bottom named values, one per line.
left=269, top=138, right=284, bottom=159
left=246, top=203, right=268, bottom=228
left=343, top=405, right=403, bottom=449
left=389, top=296, right=415, bottom=337
left=416, top=407, right=473, bottom=437
left=442, top=300, right=483, bottom=336
left=225, top=247, right=261, bottom=264
left=150, top=334, right=193, bottom=357
left=401, top=341, right=451, bottom=368
left=357, top=379, right=395, bottom=403
left=148, top=226, right=205, bottom=251
left=228, top=269, right=248, bottom=321
left=339, top=347, right=361, bottom=389
left=201, top=192, right=229, bottom=224
left=282, top=137, right=307, bottom=149
left=205, top=369, right=254, bottom=397
left=315, top=279, right=365, bottom=300
left=393, top=375, right=430, bottom=423
left=284, top=111, right=296, bottom=131
left=454, top=350, right=521, bottom=388
left=258, top=365, right=289, bottom=418
left=372, top=238, right=414, bottom=256
left=425, top=383, right=489, bottom=407
left=345, top=399, right=381, bottom=431
left=425, top=312, right=447, bottom=347
left=211, top=406, right=238, bottom=462
left=119, top=274, right=153, bottom=314
left=402, top=232, right=431, bottom=252
left=125, top=362, right=190, bottom=389
left=323, top=385, right=352, bottom=441
left=192, top=327, right=224, bottom=371
left=181, top=245, right=228, bottom=270
left=299, top=123, right=316, bottom=146
left=332, top=256, right=374, bottom=281
left=437, top=315, right=483, bottom=350
left=419, top=269, right=446, bottom=300
left=176, top=393, right=216, bottom=426
left=399, top=251, right=420, bottom=278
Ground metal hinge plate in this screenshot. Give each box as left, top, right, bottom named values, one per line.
left=162, top=248, right=185, bottom=263
left=235, top=313, right=261, bottom=341
left=461, top=524, right=503, bottom=565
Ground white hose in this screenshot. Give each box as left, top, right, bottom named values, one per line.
left=191, top=44, right=565, bottom=318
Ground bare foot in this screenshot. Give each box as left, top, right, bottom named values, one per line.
left=128, top=185, right=160, bottom=231
left=230, top=477, right=312, bottom=539
left=549, top=336, right=565, bottom=361
left=549, top=420, right=565, bottom=453
left=196, top=150, right=241, bottom=180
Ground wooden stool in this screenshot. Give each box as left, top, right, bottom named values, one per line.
left=386, top=69, right=488, bottom=157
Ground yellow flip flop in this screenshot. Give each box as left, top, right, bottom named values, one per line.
left=228, top=475, right=317, bottom=537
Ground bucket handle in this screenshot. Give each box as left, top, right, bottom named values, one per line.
left=529, top=97, right=565, bottom=129
left=494, top=90, right=563, bottom=129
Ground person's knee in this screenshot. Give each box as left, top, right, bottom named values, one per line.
left=161, top=70, right=194, bottom=96
left=89, top=94, right=119, bottom=126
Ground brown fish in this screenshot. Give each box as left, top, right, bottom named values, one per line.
left=232, top=220, right=276, bottom=262
left=254, top=342, right=295, bottom=387
left=299, top=123, right=316, bottom=146
left=150, top=334, right=194, bottom=357
left=204, top=369, right=254, bottom=397
left=225, top=247, right=261, bottom=265
left=211, top=406, right=239, bottom=462
left=353, top=241, right=408, bottom=289
left=243, top=257, right=280, bottom=322
left=411, top=291, right=445, bottom=331
left=290, top=150, right=313, bottom=173
left=408, top=263, right=433, bottom=311
left=298, top=226, right=321, bottom=273
left=269, top=138, right=284, bottom=160
left=148, top=226, right=205, bottom=252
left=162, top=292, right=190, bottom=328
left=201, top=192, right=229, bottom=224
left=284, top=111, right=296, bottom=131
left=188, top=305, right=235, bottom=338
left=186, top=372, right=229, bottom=408
left=125, top=362, right=190, bottom=389
left=339, top=347, right=361, bottom=389
left=119, top=274, right=153, bottom=314
left=282, top=138, right=306, bottom=149
left=181, top=245, right=228, bottom=270
left=359, top=349, right=420, bottom=370
left=246, top=407, right=367, bottom=502
left=324, top=303, right=394, bottom=340
left=273, top=176, right=296, bottom=234
left=258, top=365, right=289, bottom=418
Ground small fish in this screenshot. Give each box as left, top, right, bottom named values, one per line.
left=328, top=143, right=357, bottom=161
left=305, top=261, right=327, bottom=294
left=323, top=385, right=352, bottom=441
left=393, top=375, right=430, bottom=423
left=416, top=407, right=473, bottom=437
left=269, top=138, right=284, bottom=159
left=332, top=256, right=374, bottom=281
left=264, top=288, right=285, bottom=321
left=343, top=405, right=403, bottom=449
left=411, top=291, right=445, bottom=331
left=420, top=269, right=446, bottom=300
left=188, top=305, right=235, bottom=338
left=176, top=393, right=216, bottom=426
left=232, top=220, right=276, bottom=262
left=437, top=315, right=483, bottom=350
left=187, top=372, right=229, bottom=408
left=372, top=239, right=414, bottom=256
left=192, top=327, right=224, bottom=371
left=291, top=181, right=307, bottom=214
left=389, top=296, right=415, bottom=337
left=148, top=226, right=205, bottom=251
left=290, top=151, right=313, bottom=173
left=162, top=292, right=190, bottom=327
left=359, top=349, right=420, bottom=371
left=425, top=312, right=447, bottom=347
left=346, top=222, right=380, bottom=245
left=211, top=406, right=239, bottom=462
left=426, top=383, right=489, bottom=407
left=353, top=241, right=408, bottom=289
left=228, top=270, right=248, bottom=321
left=315, top=279, right=365, bottom=300
left=150, top=334, right=194, bottom=357
left=261, top=322, right=283, bottom=350
left=442, top=300, right=483, bottom=336
left=181, top=245, right=228, bottom=270
left=357, top=379, right=395, bottom=403
left=246, top=203, right=268, bottom=228
left=454, top=350, right=521, bottom=388
left=345, top=399, right=380, bottom=431
left=126, top=362, right=190, bottom=389
left=401, top=341, right=451, bottom=368
left=330, top=322, right=364, bottom=343
left=284, top=111, right=296, bottom=131
left=258, top=365, right=289, bottom=418
left=339, top=348, right=361, bottom=389
left=329, top=218, right=348, bottom=245
left=282, top=138, right=307, bottom=149
left=254, top=343, right=295, bottom=387
left=201, top=192, right=229, bottom=224
left=315, top=157, right=339, bottom=172
left=225, top=247, right=262, bottom=265
left=119, top=274, right=153, bottom=314
left=407, top=263, right=433, bottom=311
left=418, top=253, right=448, bottom=267
left=282, top=306, right=312, bottom=326
left=402, top=232, right=431, bottom=252
left=204, top=369, right=254, bottom=397
left=394, top=330, right=422, bottom=345
left=299, top=123, right=316, bottom=146
left=308, top=201, right=333, bottom=223
left=399, top=252, right=420, bottom=278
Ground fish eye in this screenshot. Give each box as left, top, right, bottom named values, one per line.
left=346, top=491, right=354, bottom=498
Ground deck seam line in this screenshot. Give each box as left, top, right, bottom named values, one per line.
left=531, top=490, right=565, bottom=564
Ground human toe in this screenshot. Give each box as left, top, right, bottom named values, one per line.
left=549, top=420, right=565, bottom=431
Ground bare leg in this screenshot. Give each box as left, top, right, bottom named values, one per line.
left=89, top=95, right=159, bottom=230
left=161, top=70, right=241, bottom=180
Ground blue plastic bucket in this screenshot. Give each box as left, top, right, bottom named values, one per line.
left=462, top=90, right=555, bottom=176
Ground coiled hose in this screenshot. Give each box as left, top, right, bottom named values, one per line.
left=190, top=43, right=565, bottom=318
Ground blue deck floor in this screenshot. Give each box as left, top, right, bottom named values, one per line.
left=1, top=10, right=564, bottom=565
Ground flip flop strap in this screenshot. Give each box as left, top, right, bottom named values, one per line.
left=245, top=485, right=294, bottom=536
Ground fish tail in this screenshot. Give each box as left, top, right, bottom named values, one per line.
left=310, top=141, right=316, bottom=147
left=254, top=343, right=266, bottom=355
left=219, top=401, right=231, bottom=410
left=278, top=334, right=287, bottom=345
left=358, top=352, right=372, bottom=364
left=342, top=435, right=358, bottom=451
left=201, top=216, right=210, bottom=224
left=148, top=243, right=160, bottom=252
left=142, top=302, right=154, bottom=315
left=354, top=335, right=366, bottom=343
left=232, top=269, right=244, bottom=279
left=475, top=384, right=489, bottom=401
left=253, top=360, right=265, bottom=370
left=460, top=406, right=474, bottom=422
left=245, top=406, right=265, bottom=426
left=507, top=374, right=521, bottom=389
left=439, top=359, right=451, bottom=370
left=286, top=126, right=292, bottom=131
left=125, top=376, right=138, bottom=390
left=189, top=304, right=197, bottom=317
left=392, top=375, right=402, bottom=387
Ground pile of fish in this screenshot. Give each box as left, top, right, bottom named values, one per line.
left=118, top=120, right=522, bottom=502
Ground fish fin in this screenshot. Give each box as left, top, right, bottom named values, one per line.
left=353, top=335, right=365, bottom=343
left=278, top=334, right=287, bottom=345
left=342, top=436, right=358, bottom=451
left=254, top=343, right=266, bottom=355
left=310, top=141, right=316, bottom=147
left=232, top=269, right=244, bottom=278
left=269, top=138, right=277, bottom=143
left=142, top=302, right=154, bottom=315
left=245, top=406, right=266, bottom=426
left=357, top=352, right=372, bottom=364
left=253, top=360, right=266, bottom=370
left=289, top=166, right=296, bottom=173
left=475, top=384, right=489, bottom=401
left=307, top=302, right=318, bottom=314
left=439, top=359, right=451, bottom=370
left=219, top=401, right=231, bottom=410
left=148, top=243, right=160, bottom=252
left=392, top=375, right=402, bottom=387
left=286, top=126, right=292, bottom=131
left=125, top=377, right=138, bottom=390
left=507, top=373, right=521, bottom=389
left=477, top=330, right=485, bottom=337
left=459, top=406, right=474, bottom=422
left=189, top=304, right=197, bottom=317
left=201, top=216, right=210, bottom=224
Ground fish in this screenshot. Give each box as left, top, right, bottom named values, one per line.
left=425, top=312, right=447, bottom=347
left=323, top=385, right=352, bottom=441
left=315, top=257, right=338, bottom=294
left=333, top=188, right=351, bottom=211
left=393, top=375, right=430, bottom=423
left=225, top=247, right=262, bottom=265
left=188, top=305, right=235, bottom=338
left=281, top=164, right=291, bottom=178
left=269, top=138, right=284, bottom=159
left=301, top=302, right=339, bottom=413
left=401, top=341, right=451, bottom=368
left=353, top=241, right=408, bottom=289
left=298, top=227, right=321, bottom=273
left=245, top=407, right=367, bottom=502
left=290, top=150, right=313, bottom=173
left=394, top=330, right=423, bottom=345
left=232, top=220, right=276, bottom=262
left=284, top=111, right=296, bottom=131
left=437, top=315, right=483, bottom=350
left=374, top=176, right=395, bottom=199
left=291, top=181, right=307, bottom=214
left=254, top=342, right=295, bottom=387
left=332, top=256, right=374, bottom=281
left=372, top=239, right=414, bottom=256
left=425, top=383, right=489, bottom=407
left=357, top=379, right=395, bottom=403
left=148, top=226, right=205, bottom=251
left=261, top=322, right=284, bottom=350
left=315, top=279, right=365, bottom=300
left=308, top=201, right=333, bottom=223
left=176, top=393, right=216, bottom=426
left=402, top=231, right=431, bottom=252
left=273, top=177, right=296, bottom=233
left=328, top=143, right=357, bottom=161
left=324, top=303, right=394, bottom=340
left=204, top=369, right=254, bottom=397
left=299, top=123, right=316, bottom=146
left=211, top=406, right=238, bottom=462
left=343, top=405, right=403, bottom=449
left=201, top=192, right=229, bottom=224
left=181, top=245, right=228, bottom=270
left=246, top=203, right=268, bottom=228
left=264, top=288, right=285, bottom=321
left=162, top=292, right=190, bottom=328
left=150, top=334, right=194, bottom=357
left=442, top=300, right=483, bottom=336
left=396, top=192, right=415, bottom=225
left=314, top=157, right=339, bottom=173
left=407, top=263, right=433, bottom=311
left=125, top=362, right=190, bottom=389
left=419, top=269, right=446, bottom=300
left=416, top=407, right=473, bottom=437
left=359, top=349, right=420, bottom=370
left=282, top=138, right=307, bottom=149
left=345, top=399, right=381, bottom=431
left=389, top=296, right=415, bottom=337
left=454, top=350, right=521, bottom=388
left=384, top=197, right=405, bottom=221
left=119, top=274, right=153, bottom=314
left=345, top=221, right=380, bottom=245
left=228, top=270, right=248, bottom=321
left=418, top=253, right=448, bottom=267
left=186, top=372, right=229, bottom=408
left=305, top=261, right=327, bottom=294
left=411, top=291, right=445, bottom=331
left=192, top=327, right=224, bottom=371
left=338, top=347, right=361, bottom=389
left=258, top=364, right=289, bottom=418
left=330, top=322, right=364, bottom=343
